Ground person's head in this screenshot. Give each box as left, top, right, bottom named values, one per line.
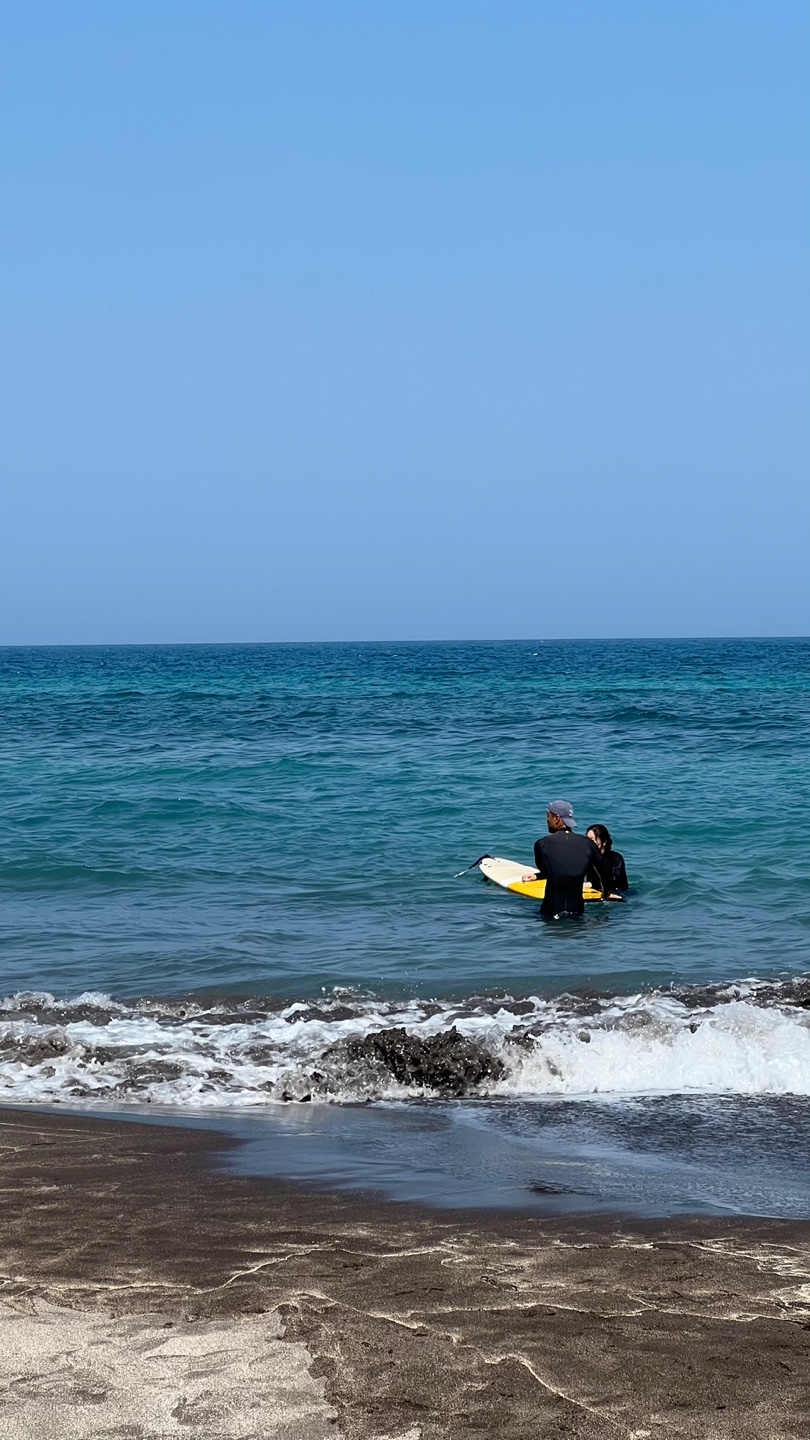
left=547, top=799, right=576, bottom=833
left=587, top=824, right=612, bottom=854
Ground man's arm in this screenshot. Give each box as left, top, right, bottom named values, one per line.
left=522, top=838, right=548, bottom=883
left=533, top=838, right=549, bottom=876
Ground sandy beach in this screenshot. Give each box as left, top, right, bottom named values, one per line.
left=0, top=1107, right=808, bottom=1438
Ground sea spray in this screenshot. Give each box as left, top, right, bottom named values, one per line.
left=2, top=977, right=810, bottom=1108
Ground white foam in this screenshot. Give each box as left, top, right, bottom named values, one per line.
left=498, top=1000, right=810, bottom=1098
left=1, top=985, right=810, bottom=1108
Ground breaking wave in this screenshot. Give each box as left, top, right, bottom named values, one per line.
left=2, top=975, right=810, bottom=1109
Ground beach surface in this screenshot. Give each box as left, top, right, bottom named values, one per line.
left=1, top=1108, right=809, bottom=1438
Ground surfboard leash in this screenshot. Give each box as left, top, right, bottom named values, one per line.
left=453, top=854, right=491, bottom=877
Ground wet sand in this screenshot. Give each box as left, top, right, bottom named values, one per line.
left=1, top=1107, right=809, bottom=1438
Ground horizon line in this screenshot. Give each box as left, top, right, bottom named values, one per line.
left=1, top=635, right=809, bottom=650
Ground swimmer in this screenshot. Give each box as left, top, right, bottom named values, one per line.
left=587, top=824, right=629, bottom=892
left=522, top=800, right=616, bottom=918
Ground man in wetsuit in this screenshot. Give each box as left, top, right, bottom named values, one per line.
left=525, top=800, right=613, bottom=918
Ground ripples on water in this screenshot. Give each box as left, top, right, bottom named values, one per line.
left=1, top=640, right=809, bottom=1214
left=2, top=639, right=809, bottom=1000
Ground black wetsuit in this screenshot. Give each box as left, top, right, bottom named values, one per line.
left=533, top=831, right=610, bottom=917
left=606, top=850, right=628, bottom=890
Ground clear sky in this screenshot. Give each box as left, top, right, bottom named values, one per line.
left=2, top=1, right=808, bottom=643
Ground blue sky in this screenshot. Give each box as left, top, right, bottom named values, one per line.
left=2, top=0, right=808, bottom=642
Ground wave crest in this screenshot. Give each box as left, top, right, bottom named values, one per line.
left=1, top=977, right=810, bottom=1108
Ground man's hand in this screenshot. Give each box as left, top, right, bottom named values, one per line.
left=521, top=872, right=539, bottom=883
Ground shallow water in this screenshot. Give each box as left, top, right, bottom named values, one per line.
left=2, top=640, right=809, bottom=1215
left=216, top=1093, right=810, bottom=1218
left=18, top=1093, right=810, bottom=1220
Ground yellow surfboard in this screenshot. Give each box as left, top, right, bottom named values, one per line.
left=478, top=855, right=603, bottom=901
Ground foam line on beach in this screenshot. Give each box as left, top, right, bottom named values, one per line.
left=1, top=975, right=810, bottom=1107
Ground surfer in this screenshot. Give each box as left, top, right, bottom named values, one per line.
left=587, top=824, right=629, bottom=891
left=523, top=800, right=617, bottom=917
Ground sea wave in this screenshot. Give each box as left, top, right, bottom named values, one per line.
left=1, top=977, right=810, bottom=1109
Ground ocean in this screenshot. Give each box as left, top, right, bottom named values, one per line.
left=2, top=639, right=810, bottom=1216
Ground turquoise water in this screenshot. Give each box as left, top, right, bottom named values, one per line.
left=2, top=639, right=809, bottom=1002
left=4, top=639, right=810, bottom=1215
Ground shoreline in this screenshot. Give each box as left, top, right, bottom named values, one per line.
left=6, top=1090, right=810, bottom=1224
left=1, top=1105, right=809, bottom=1437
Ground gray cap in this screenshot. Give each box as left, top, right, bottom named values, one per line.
left=547, top=799, right=576, bottom=828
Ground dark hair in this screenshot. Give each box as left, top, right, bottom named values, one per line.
left=588, top=823, right=612, bottom=851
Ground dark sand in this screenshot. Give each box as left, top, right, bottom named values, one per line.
left=1, top=1107, right=809, bottom=1439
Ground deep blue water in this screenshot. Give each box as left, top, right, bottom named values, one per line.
left=2, top=639, right=809, bottom=1001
